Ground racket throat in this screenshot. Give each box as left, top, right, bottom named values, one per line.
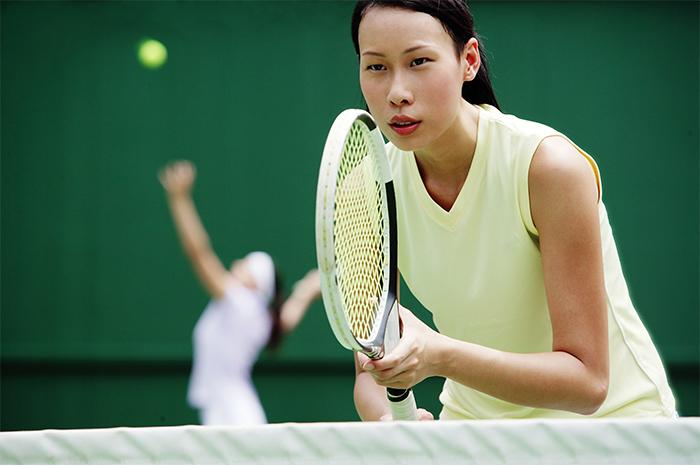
left=365, top=347, right=385, bottom=360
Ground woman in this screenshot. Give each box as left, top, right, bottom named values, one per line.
left=159, top=160, right=321, bottom=425
left=350, top=0, right=676, bottom=421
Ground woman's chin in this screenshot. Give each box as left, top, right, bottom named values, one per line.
left=386, top=136, right=421, bottom=153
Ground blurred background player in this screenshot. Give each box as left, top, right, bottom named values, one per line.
left=159, top=160, right=321, bottom=425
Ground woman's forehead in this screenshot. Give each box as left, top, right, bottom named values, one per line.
left=358, top=7, right=452, bottom=53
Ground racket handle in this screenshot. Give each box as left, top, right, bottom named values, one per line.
left=387, top=387, right=418, bottom=420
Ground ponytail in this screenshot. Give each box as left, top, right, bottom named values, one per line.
left=266, top=267, right=284, bottom=351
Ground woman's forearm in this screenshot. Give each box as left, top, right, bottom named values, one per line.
left=167, top=193, right=212, bottom=258
left=353, top=356, right=390, bottom=421
left=354, top=371, right=390, bottom=421
left=432, top=335, right=608, bottom=415
left=279, top=291, right=312, bottom=333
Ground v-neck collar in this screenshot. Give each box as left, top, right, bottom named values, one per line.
left=406, top=105, right=487, bottom=231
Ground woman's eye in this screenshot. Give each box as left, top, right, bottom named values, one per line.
left=410, top=57, right=429, bottom=67
left=366, top=64, right=386, bottom=72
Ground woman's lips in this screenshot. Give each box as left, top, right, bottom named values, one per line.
left=389, top=120, right=421, bottom=136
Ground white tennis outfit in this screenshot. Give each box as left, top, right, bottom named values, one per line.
left=187, top=282, right=272, bottom=425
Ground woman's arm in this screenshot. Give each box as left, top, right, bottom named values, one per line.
left=359, top=136, right=609, bottom=415
left=353, top=352, right=434, bottom=421
left=353, top=353, right=393, bottom=421
left=159, top=161, right=230, bottom=299
left=279, top=269, right=321, bottom=333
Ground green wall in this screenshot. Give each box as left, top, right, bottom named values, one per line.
left=2, top=1, right=697, bottom=430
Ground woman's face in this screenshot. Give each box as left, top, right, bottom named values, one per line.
left=358, top=6, right=468, bottom=152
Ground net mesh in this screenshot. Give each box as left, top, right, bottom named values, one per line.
left=334, top=121, right=386, bottom=341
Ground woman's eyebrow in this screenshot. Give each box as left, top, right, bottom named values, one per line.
left=361, top=45, right=431, bottom=57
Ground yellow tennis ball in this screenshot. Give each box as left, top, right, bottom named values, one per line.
left=138, top=39, right=167, bottom=70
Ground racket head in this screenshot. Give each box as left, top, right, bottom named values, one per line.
left=315, top=109, right=397, bottom=358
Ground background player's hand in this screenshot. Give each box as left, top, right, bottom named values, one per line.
left=159, top=160, right=196, bottom=197
left=379, top=408, right=434, bottom=422
left=358, top=305, right=441, bottom=389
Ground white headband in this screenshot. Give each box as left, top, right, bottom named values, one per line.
left=245, top=251, right=275, bottom=305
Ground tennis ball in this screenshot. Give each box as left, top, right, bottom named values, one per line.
left=138, top=38, right=167, bottom=70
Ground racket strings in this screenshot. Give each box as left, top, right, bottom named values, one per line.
left=334, top=122, right=387, bottom=340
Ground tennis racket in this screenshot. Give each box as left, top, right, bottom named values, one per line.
left=315, top=109, right=418, bottom=421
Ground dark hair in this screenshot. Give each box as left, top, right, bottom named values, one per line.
left=351, top=0, right=499, bottom=110
left=266, top=265, right=285, bottom=351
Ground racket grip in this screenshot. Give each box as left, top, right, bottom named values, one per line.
left=387, top=387, right=418, bottom=421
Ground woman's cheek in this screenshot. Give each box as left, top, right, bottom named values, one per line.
left=362, top=86, right=384, bottom=116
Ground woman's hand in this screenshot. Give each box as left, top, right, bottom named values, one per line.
left=357, top=305, right=442, bottom=389
left=379, top=408, right=435, bottom=422
left=159, top=160, right=196, bottom=197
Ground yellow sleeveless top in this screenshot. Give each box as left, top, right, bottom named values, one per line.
left=387, top=104, right=676, bottom=419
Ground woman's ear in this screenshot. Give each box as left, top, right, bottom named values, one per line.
left=462, top=37, right=481, bottom=82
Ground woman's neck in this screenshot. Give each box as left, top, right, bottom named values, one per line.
left=413, top=101, right=480, bottom=210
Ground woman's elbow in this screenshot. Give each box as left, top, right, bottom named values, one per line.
left=576, top=375, right=609, bottom=415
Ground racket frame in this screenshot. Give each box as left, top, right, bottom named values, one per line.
left=315, top=109, right=398, bottom=359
